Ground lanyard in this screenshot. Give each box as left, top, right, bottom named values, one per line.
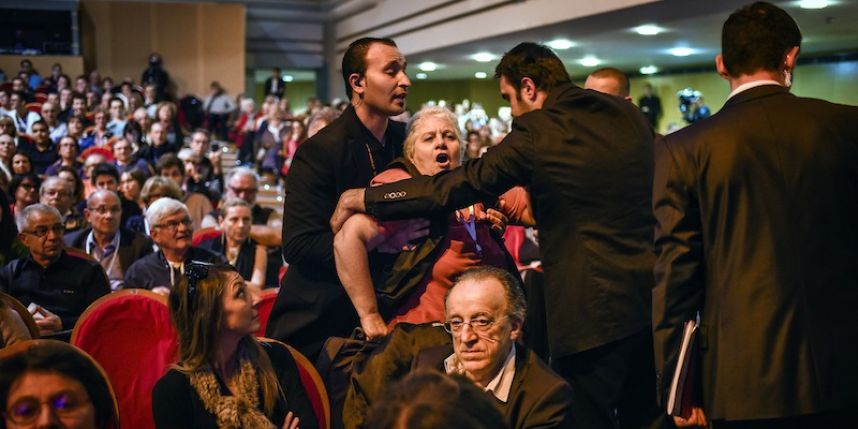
left=364, top=143, right=377, bottom=176
left=458, top=205, right=482, bottom=255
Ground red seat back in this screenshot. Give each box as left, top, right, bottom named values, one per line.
left=72, top=290, right=178, bottom=429
left=255, top=288, right=279, bottom=337
left=259, top=338, right=331, bottom=429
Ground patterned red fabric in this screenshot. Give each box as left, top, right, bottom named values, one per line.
left=73, top=293, right=178, bottom=429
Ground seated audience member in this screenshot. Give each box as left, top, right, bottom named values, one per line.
left=39, top=176, right=86, bottom=233
left=345, top=267, right=572, bottom=429
left=202, top=167, right=282, bottom=247
left=134, top=121, right=178, bottom=166
left=83, top=162, right=143, bottom=227
left=39, top=101, right=68, bottom=143
left=186, top=129, right=223, bottom=200
left=17, top=120, right=58, bottom=176
left=8, top=173, right=40, bottom=218
left=80, top=151, right=108, bottom=197
left=152, top=262, right=318, bottom=429
left=197, top=198, right=267, bottom=290
left=124, top=198, right=224, bottom=294
left=0, top=131, right=16, bottom=188
left=10, top=152, right=33, bottom=176
left=0, top=204, right=110, bottom=335
left=119, top=168, right=148, bottom=212
left=80, top=108, right=111, bottom=150
left=112, top=136, right=152, bottom=177
left=154, top=102, right=183, bottom=146
left=57, top=165, right=86, bottom=206
left=106, top=96, right=127, bottom=137
left=334, top=107, right=527, bottom=339
left=44, top=135, right=83, bottom=177
left=125, top=175, right=184, bottom=234
left=64, top=190, right=153, bottom=290
left=1, top=298, right=32, bottom=348
left=155, top=153, right=214, bottom=230
left=65, top=114, right=87, bottom=143
left=414, top=266, right=573, bottom=429
left=365, top=370, right=510, bottom=429
left=306, top=106, right=339, bottom=139
left=0, top=189, right=17, bottom=265
left=0, top=340, right=118, bottom=428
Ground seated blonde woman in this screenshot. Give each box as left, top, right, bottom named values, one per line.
left=334, top=107, right=532, bottom=340
left=196, top=198, right=267, bottom=290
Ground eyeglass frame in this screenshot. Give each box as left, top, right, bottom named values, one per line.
left=443, top=315, right=508, bottom=334
left=152, top=217, right=192, bottom=231
left=2, top=391, right=92, bottom=425
left=20, top=223, right=65, bottom=238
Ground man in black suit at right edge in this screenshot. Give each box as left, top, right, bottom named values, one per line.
left=332, top=43, right=659, bottom=428
left=652, top=2, right=858, bottom=428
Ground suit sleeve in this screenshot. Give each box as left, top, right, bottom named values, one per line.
left=281, top=140, right=336, bottom=266
left=521, top=379, right=574, bottom=429
left=651, top=136, right=705, bottom=399
left=366, top=121, right=535, bottom=220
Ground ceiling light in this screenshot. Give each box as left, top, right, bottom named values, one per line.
left=579, top=56, right=601, bottom=67
left=416, top=72, right=428, bottom=80
left=282, top=75, right=294, bottom=82
left=472, top=52, right=496, bottom=63
left=668, top=47, right=696, bottom=57
left=639, top=65, right=658, bottom=75
left=633, top=24, right=664, bottom=36
left=474, top=72, right=488, bottom=79
left=799, top=0, right=829, bottom=8
left=546, top=38, right=575, bottom=50
left=418, top=62, right=438, bottom=72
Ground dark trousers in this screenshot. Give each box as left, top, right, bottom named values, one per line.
left=711, top=410, right=850, bottom=429
left=552, top=328, right=660, bottom=429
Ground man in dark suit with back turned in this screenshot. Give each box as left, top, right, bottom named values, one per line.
left=332, top=42, right=659, bottom=428
left=652, top=3, right=858, bottom=428
left=266, top=37, right=413, bottom=359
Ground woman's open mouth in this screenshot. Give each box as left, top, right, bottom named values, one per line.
left=436, top=152, right=451, bottom=170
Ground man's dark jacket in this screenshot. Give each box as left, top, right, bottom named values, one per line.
left=414, top=343, right=573, bottom=429
left=268, top=104, right=404, bottom=358
left=365, top=83, right=655, bottom=358
left=653, top=84, right=858, bottom=420
left=63, top=227, right=153, bottom=273
left=123, top=246, right=224, bottom=290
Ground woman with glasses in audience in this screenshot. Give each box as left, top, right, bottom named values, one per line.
left=0, top=340, right=118, bottom=429
left=333, top=107, right=532, bottom=340
left=197, top=198, right=267, bottom=291
left=153, top=262, right=317, bottom=429
left=8, top=173, right=40, bottom=219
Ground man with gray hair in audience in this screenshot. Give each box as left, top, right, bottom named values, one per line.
left=202, top=166, right=282, bottom=247
left=39, top=175, right=86, bottom=233
left=348, top=266, right=573, bottom=429
left=64, top=189, right=153, bottom=290
left=124, top=197, right=224, bottom=294
left=0, top=204, right=109, bottom=336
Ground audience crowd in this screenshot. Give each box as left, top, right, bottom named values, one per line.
left=1, top=2, right=857, bottom=429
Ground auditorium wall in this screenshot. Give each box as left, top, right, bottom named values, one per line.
left=407, top=60, right=858, bottom=135
left=79, top=1, right=245, bottom=99
left=0, top=56, right=85, bottom=83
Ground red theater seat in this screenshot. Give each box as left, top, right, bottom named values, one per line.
left=259, top=338, right=331, bottom=429
left=72, top=289, right=178, bottom=429
left=255, top=288, right=279, bottom=337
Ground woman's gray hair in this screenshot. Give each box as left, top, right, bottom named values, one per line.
left=403, top=106, right=462, bottom=162
left=220, top=197, right=251, bottom=215
left=145, top=197, right=189, bottom=227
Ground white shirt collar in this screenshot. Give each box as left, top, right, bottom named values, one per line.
left=728, top=80, right=783, bottom=100
left=444, top=344, right=517, bottom=403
